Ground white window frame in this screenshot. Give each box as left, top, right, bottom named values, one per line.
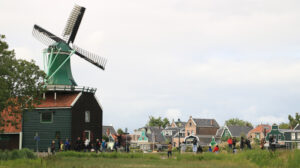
left=84, top=130, right=91, bottom=141
left=85, top=111, right=90, bottom=123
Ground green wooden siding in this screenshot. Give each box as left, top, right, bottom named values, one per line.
left=266, top=125, right=284, bottom=141
left=22, top=108, right=72, bottom=151
left=222, top=128, right=231, bottom=138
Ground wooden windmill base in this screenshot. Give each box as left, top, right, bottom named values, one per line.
left=22, top=85, right=103, bottom=152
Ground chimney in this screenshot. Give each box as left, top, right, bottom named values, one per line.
left=189, top=116, right=192, bottom=119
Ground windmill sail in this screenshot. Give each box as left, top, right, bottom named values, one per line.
left=32, top=25, right=65, bottom=46
left=72, top=44, right=107, bottom=70
left=62, top=5, right=85, bottom=44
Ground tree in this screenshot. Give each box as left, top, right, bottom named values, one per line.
left=225, top=118, right=253, bottom=127
left=162, top=118, right=170, bottom=128
left=0, top=35, right=46, bottom=130
left=117, top=128, right=124, bottom=135
left=147, top=116, right=170, bottom=128
left=279, top=122, right=290, bottom=129
left=288, top=113, right=300, bottom=129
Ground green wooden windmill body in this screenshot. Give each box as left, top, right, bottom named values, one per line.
left=46, top=42, right=77, bottom=86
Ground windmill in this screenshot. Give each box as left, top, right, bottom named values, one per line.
left=32, top=5, right=107, bottom=86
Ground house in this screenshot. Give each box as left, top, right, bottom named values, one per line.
left=218, top=125, right=253, bottom=140
left=168, top=119, right=186, bottom=147
left=266, top=124, right=300, bottom=149
left=184, top=116, right=220, bottom=146
left=265, top=124, right=285, bottom=143
left=0, top=107, right=22, bottom=150
left=247, top=124, right=271, bottom=140
left=135, top=127, right=166, bottom=151
left=22, top=86, right=103, bottom=152
left=102, top=125, right=116, bottom=137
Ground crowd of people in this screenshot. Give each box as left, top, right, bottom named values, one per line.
left=50, top=137, right=125, bottom=154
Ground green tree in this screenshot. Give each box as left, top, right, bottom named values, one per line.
left=279, top=122, right=290, bottom=129
left=162, top=118, right=170, bottom=128
left=147, top=116, right=170, bottom=128
left=288, top=113, right=300, bottom=129
left=225, top=118, right=253, bottom=127
left=117, top=128, right=124, bottom=135
left=0, top=35, right=46, bottom=130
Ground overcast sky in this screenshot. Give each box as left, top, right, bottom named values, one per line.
left=2, top=0, right=300, bottom=132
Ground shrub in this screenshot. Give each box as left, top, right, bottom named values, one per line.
left=0, top=148, right=36, bottom=160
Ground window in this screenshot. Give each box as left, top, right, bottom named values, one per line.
left=292, top=133, right=296, bottom=140
left=85, top=111, right=90, bottom=123
left=191, top=130, right=194, bottom=135
left=40, top=112, right=53, bottom=123
left=189, top=122, right=192, bottom=127
left=187, top=131, right=190, bottom=136
left=297, top=133, right=300, bottom=140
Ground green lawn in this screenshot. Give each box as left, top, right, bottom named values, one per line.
left=0, top=149, right=299, bottom=168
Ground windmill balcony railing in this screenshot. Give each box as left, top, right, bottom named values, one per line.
left=46, top=85, right=97, bottom=93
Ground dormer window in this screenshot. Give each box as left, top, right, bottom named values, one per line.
left=85, top=111, right=90, bottom=123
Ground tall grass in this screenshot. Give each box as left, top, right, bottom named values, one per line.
left=0, top=148, right=36, bottom=160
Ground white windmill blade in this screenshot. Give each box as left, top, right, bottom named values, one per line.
left=72, top=44, right=107, bottom=70
left=33, top=24, right=65, bottom=46
left=62, top=5, right=85, bottom=44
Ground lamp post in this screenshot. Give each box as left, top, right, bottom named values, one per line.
left=178, top=128, right=181, bottom=153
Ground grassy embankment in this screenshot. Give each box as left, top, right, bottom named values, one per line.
left=0, top=149, right=300, bottom=168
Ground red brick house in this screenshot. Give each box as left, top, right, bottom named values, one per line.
left=0, top=107, right=22, bottom=150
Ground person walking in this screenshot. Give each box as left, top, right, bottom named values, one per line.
left=75, top=137, right=82, bottom=152
left=232, top=137, right=237, bottom=153
left=260, top=138, right=266, bottom=150
left=208, top=146, right=212, bottom=152
left=64, top=139, right=70, bottom=151
left=240, top=137, right=245, bottom=150
left=101, top=139, right=106, bottom=152
left=167, top=142, right=172, bottom=158
left=227, top=137, right=233, bottom=150
left=84, top=138, right=90, bottom=152
left=192, top=139, right=197, bottom=153
left=95, top=139, right=100, bottom=153
left=51, top=140, right=56, bottom=154
left=246, top=138, right=252, bottom=149
left=60, top=140, right=64, bottom=151
left=213, top=145, right=219, bottom=153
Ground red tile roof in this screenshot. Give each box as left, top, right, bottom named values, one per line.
left=35, top=92, right=80, bottom=108
left=0, top=107, right=22, bottom=133
left=248, top=124, right=271, bottom=134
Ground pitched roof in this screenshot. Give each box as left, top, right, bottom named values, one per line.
left=248, top=124, right=271, bottom=134
left=0, top=107, right=22, bottom=133
left=145, top=127, right=165, bottom=143
left=227, top=125, right=253, bottom=137
left=294, top=124, right=300, bottom=130
left=102, top=125, right=116, bottom=136
left=215, top=127, right=224, bottom=138
left=192, top=118, right=219, bottom=128
left=35, top=92, right=80, bottom=108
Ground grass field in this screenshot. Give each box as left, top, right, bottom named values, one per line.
left=0, top=149, right=299, bottom=168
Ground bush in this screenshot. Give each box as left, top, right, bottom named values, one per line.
left=0, top=148, right=36, bottom=160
